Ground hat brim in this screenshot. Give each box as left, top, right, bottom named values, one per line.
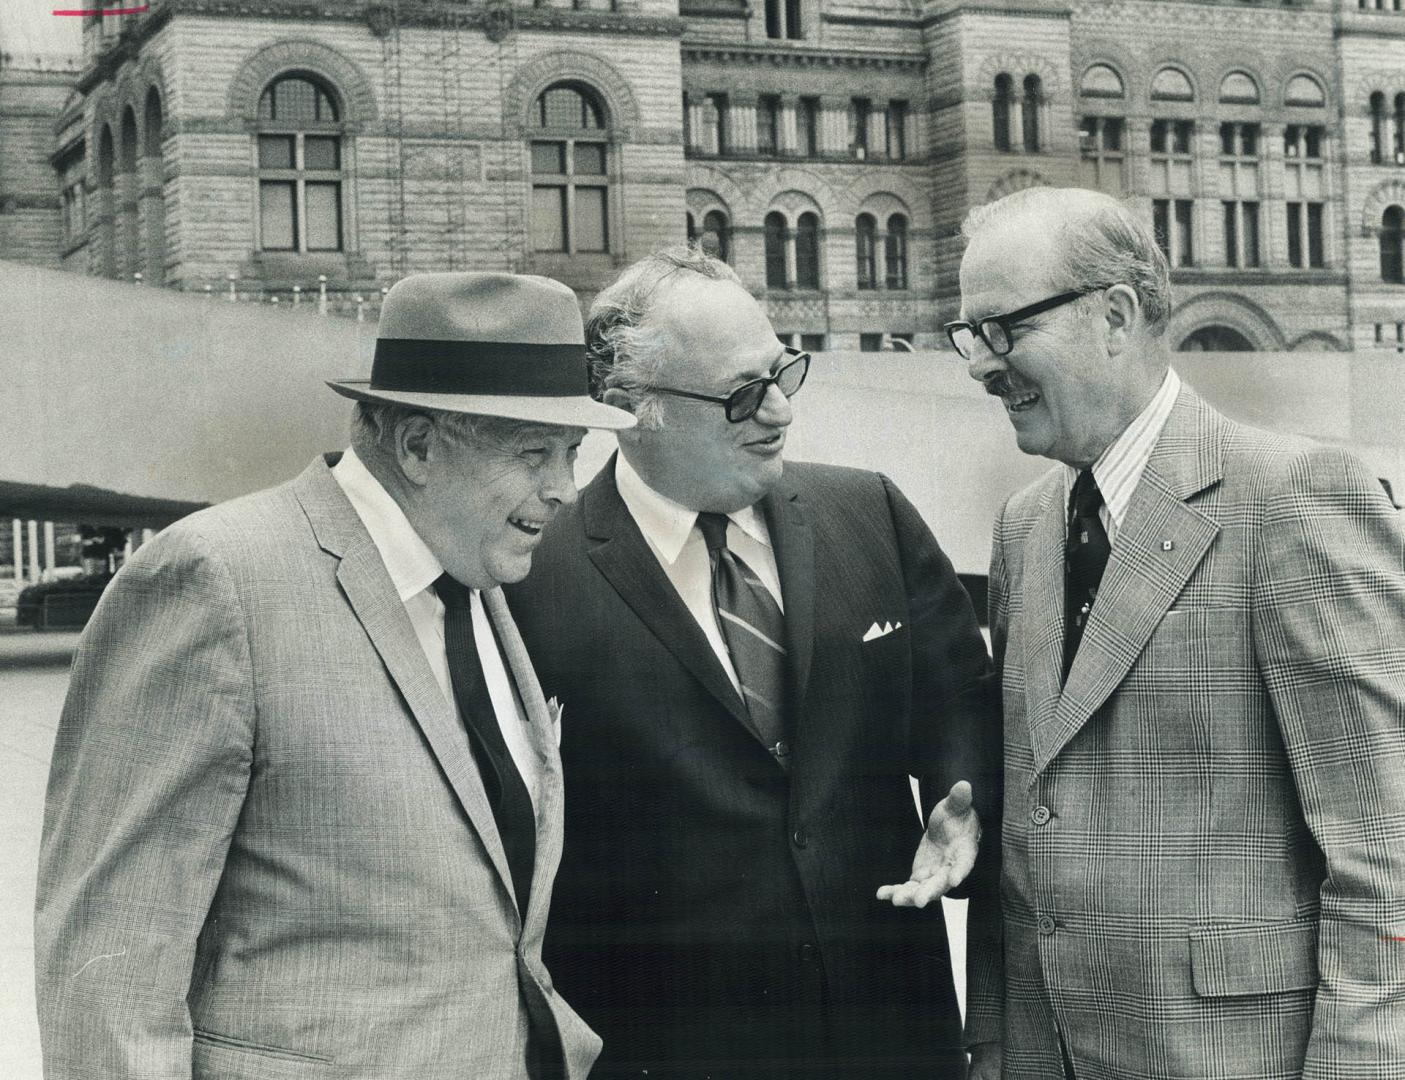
left=327, top=380, right=635, bottom=430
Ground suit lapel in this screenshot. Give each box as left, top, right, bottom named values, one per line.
left=293, top=458, right=520, bottom=915
left=482, top=586, right=562, bottom=934
left=1029, top=390, right=1225, bottom=780
left=582, top=460, right=751, bottom=727
left=761, top=479, right=815, bottom=716
left=1020, top=476, right=1071, bottom=755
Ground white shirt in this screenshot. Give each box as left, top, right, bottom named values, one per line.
left=615, top=453, right=784, bottom=698
left=332, top=447, right=539, bottom=804
left=1064, top=367, right=1182, bottom=545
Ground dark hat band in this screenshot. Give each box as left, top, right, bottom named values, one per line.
left=371, top=338, right=589, bottom=398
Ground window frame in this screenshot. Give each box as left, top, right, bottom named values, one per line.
left=529, top=83, right=612, bottom=256
left=253, top=73, right=347, bottom=255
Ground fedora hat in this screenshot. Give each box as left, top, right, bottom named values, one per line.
left=328, top=272, right=634, bottom=430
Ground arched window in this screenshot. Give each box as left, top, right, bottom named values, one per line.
left=1080, top=63, right=1124, bottom=100
left=764, top=211, right=788, bottom=289
left=530, top=82, right=609, bottom=254
left=119, top=106, right=139, bottom=275
left=97, top=123, right=116, bottom=277
left=993, top=74, right=1013, bottom=152
left=142, top=87, right=166, bottom=284
left=1371, top=92, right=1387, bottom=164
left=884, top=214, right=908, bottom=290
left=1218, top=71, right=1259, bottom=105
left=685, top=211, right=697, bottom=243
left=855, top=213, right=877, bottom=290
left=1178, top=326, right=1255, bottom=352
left=1285, top=74, right=1325, bottom=108
left=1022, top=75, right=1042, bottom=152
left=1150, top=67, right=1195, bottom=103
left=702, top=209, right=730, bottom=263
left=795, top=212, right=820, bottom=290
left=256, top=73, right=344, bottom=253
left=1396, top=93, right=1405, bottom=165
left=1382, top=206, right=1404, bottom=283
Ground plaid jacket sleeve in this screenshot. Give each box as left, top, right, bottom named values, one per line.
left=1251, top=445, right=1405, bottom=1076
left=34, top=525, right=255, bottom=1079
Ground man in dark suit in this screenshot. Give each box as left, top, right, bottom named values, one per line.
left=505, top=247, right=998, bottom=1078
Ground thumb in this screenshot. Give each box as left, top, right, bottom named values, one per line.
left=944, top=780, right=973, bottom=816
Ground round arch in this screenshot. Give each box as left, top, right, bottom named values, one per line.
left=1169, top=291, right=1286, bottom=351
left=1178, top=325, right=1255, bottom=352
left=1362, top=179, right=1405, bottom=234
left=504, top=51, right=639, bottom=137
left=973, top=53, right=1063, bottom=100
left=227, top=40, right=378, bottom=126
left=983, top=168, right=1048, bottom=204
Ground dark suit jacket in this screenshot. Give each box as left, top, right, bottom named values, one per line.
left=506, top=456, right=997, bottom=1078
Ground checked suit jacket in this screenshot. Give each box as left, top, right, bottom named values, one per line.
left=35, top=456, right=600, bottom=1080
left=505, top=456, right=999, bottom=1078
left=967, top=387, right=1405, bottom=1079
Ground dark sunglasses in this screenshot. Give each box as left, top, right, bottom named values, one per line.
left=944, top=287, right=1102, bottom=359
left=651, top=348, right=810, bottom=423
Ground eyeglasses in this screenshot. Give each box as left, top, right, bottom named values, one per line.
left=650, top=347, right=811, bottom=423
left=944, top=288, right=1102, bottom=360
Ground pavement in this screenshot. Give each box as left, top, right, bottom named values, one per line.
left=0, top=625, right=79, bottom=1080
left=0, top=624, right=968, bottom=1075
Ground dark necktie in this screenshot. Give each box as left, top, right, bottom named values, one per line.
left=696, top=512, right=791, bottom=770
left=433, top=574, right=536, bottom=910
left=1063, top=469, right=1111, bottom=682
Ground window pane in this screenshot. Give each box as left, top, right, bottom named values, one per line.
left=532, top=142, right=565, bottom=174
left=1152, top=200, right=1170, bottom=258
left=304, top=136, right=339, bottom=170
left=259, top=181, right=296, bottom=250
left=795, top=215, right=819, bottom=289
left=1104, top=118, right=1123, bottom=151
left=258, top=134, right=295, bottom=169
left=1220, top=123, right=1235, bottom=157
left=1244, top=202, right=1260, bottom=267
left=1287, top=203, right=1303, bottom=267
left=800, top=334, right=826, bottom=352
left=1242, top=125, right=1258, bottom=157
left=1175, top=200, right=1193, bottom=266
left=267, top=77, right=329, bottom=124
left=764, top=213, right=788, bottom=288
left=859, top=333, right=882, bottom=352
left=1173, top=121, right=1192, bottom=155
left=1223, top=202, right=1238, bottom=267
left=542, top=87, right=585, bottom=128
left=575, top=186, right=608, bottom=252
left=1151, top=120, right=1167, bottom=154
left=532, top=185, right=566, bottom=251
left=1307, top=202, right=1324, bottom=267
left=305, top=182, right=341, bottom=251
left=573, top=142, right=606, bottom=175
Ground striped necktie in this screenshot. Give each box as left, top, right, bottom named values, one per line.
left=433, top=574, right=536, bottom=910
left=696, top=512, right=791, bottom=770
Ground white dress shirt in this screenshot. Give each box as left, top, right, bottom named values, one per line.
left=615, top=453, right=784, bottom=698
left=332, top=448, right=539, bottom=804
left=1064, top=367, right=1182, bottom=545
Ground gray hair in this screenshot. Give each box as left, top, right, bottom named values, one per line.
left=350, top=400, right=531, bottom=460
left=586, top=243, right=743, bottom=429
left=962, top=187, right=1173, bottom=335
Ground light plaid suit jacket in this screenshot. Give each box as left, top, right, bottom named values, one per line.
left=967, top=387, right=1405, bottom=1079
left=35, top=457, right=600, bottom=1079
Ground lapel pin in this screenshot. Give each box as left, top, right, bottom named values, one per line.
left=1161, top=540, right=1175, bottom=552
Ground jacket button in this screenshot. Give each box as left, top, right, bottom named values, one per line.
left=1030, top=805, right=1051, bottom=826
left=799, top=942, right=819, bottom=962
left=1037, top=915, right=1056, bottom=935
left=792, top=828, right=808, bottom=848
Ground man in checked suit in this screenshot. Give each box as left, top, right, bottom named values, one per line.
left=35, top=273, right=635, bottom=1079
left=950, top=186, right=1405, bottom=1078
left=504, top=247, right=999, bottom=1078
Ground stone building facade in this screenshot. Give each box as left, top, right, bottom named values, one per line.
left=8, top=0, right=1405, bottom=351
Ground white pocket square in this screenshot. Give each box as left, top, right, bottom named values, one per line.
left=862, top=620, right=902, bottom=642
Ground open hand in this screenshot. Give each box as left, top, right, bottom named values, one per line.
left=876, top=780, right=980, bottom=908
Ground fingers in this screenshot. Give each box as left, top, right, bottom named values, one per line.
left=875, top=874, right=950, bottom=908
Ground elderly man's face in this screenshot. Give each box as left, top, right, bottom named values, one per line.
left=958, top=214, right=1126, bottom=468
left=626, top=277, right=793, bottom=513
left=418, top=418, right=584, bottom=588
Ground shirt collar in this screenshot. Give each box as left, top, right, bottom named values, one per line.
left=332, top=447, right=445, bottom=603
left=1064, top=367, right=1181, bottom=530
left=615, top=452, right=772, bottom=565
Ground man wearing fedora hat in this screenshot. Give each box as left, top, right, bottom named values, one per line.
left=35, top=273, right=632, bottom=1080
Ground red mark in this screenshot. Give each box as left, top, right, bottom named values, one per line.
left=1383, top=935, right=1405, bottom=942
left=52, top=5, right=149, bottom=14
